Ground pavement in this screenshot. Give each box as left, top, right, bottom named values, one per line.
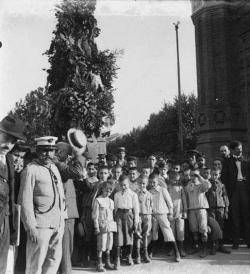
left=72, top=246, right=250, bottom=274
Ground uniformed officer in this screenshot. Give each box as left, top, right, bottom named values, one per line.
left=19, top=136, right=66, bottom=274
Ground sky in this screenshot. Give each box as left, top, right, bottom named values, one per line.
left=0, top=0, right=197, bottom=134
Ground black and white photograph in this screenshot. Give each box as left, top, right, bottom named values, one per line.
left=0, top=0, right=250, bottom=273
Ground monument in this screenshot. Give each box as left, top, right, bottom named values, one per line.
left=190, top=0, right=250, bottom=159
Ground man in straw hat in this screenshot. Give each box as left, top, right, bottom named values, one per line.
left=19, top=136, right=67, bottom=274
left=55, top=139, right=86, bottom=274
left=0, top=114, right=26, bottom=273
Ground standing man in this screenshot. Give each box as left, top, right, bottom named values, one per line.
left=0, top=114, right=26, bottom=273
left=117, top=147, right=127, bottom=167
left=221, top=140, right=250, bottom=249
left=55, top=142, right=85, bottom=274
left=19, top=136, right=66, bottom=274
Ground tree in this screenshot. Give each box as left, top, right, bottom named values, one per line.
left=12, top=87, right=52, bottom=140
left=45, top=0, right=119, bottom=138
left=107, top=93, right=198, bottom=159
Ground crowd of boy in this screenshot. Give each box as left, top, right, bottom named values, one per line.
left=0, top=113, right=250, bottom=274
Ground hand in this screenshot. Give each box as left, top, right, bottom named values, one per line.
left=168, top=214, right=174, bottom=221
left=94, top=228, right=100, bottom=235
left=28, top=228, right=39, bottom=243
left=224, top=212, right=228, bottom=220
left=182, top=212, right=187, bottom=219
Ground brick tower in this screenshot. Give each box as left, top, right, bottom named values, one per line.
left=190, top=0, right=250, bottom=159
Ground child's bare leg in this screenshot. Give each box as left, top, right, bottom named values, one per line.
left=126, top=245, right=134, bottom=265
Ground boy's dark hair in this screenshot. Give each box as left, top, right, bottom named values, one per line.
left=229, top=140, right=242, bottom=150
left=211, top=168, right=221, bottom=173
left=158, top=161, right=168, bottom=169
left=101, top=180, right=115, bottom=192
left=129, top=166, right=137, bottom=171
left=98, top=165, right=109, bottom=171
left=149, top=173, right=159, bottom=180
left=87, top=162, right=95, bottom=168
left=119, top=174, right=130, bottom=183
left=201, top=167, right=211, bottom=172
left=172, top=162, right=181, bottom=167
left=112, top=164, right=122, bottom=170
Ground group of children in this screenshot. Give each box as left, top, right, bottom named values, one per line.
left=76, top=155, right=230, bottom=272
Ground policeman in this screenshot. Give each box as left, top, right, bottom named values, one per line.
left=19, top=136, right=66, bottom=274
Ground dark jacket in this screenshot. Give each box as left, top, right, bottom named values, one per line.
left=0, top=155, right=15, bottom=234
left=221, top=156, right=250, bottom=198
left=206, top=179, right=229, bottom=209
left=55, top=155, right=85, bottom=219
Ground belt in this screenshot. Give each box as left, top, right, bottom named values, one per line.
left=117, top=208, right=132, bottom=213
left=236, top=179, right=246, bottom=183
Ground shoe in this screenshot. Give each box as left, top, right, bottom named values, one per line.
left=172, top=242, right=181, bottom=262
left=134, top=248, right=141, bottom=264
left=96, top=258, right=105, bottom=272
left=114, top=257, right=120, bottom=270
left=143, top=248, right=151, bottom=263
left=232, top=244, right=239, bottom=250
left=218, top=245, right=231, bottom=254
left=105, top=254, right=114, bottom=270
left=188, top=243, right=199, bottom=254
left=126, top=255, right=134, bottom=265
left=210, top=242, right=216, bottom=255
left=200, top=242, right=208, bottom=258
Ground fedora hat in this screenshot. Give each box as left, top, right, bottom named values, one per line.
left=67, top=128, right=87, bottom=149
left=0, top=114, right=26, bottom=141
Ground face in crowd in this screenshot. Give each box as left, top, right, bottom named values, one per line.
left=37, top=148, right=55, bottom=165
left=197, top=156, right=206, bottom=169
left=129, top=169, right=138, bottom=182
left=142, top=168, right=150, bottom=177
left=119, top=177, right=129, bottom=192
left=200, top=169, right=211, bottom=180
left=211, top=169, right=220, bottom=181
left=213, top=159, right=222, bottom=171
left=12, top=149, right=26, bottom=172
left=0, top=131, right=17, bottom=156
left=112, top=166, right=122, bottom=180
left=148, top=155, right=157, bottom=168
left=127, top=160, right=136, bottom=168
left=87, top=163, right=96, bottom=177
left=118, top=150, right=125, bottom=160
left=187, top=154, right=196, bottom=167
left=232, top=144, right=242, bottom=157
left=98, top=167, right=109, bottom=182
left=102, top=183, right=113, bottom=198
left=139, top=177, right=148, bottom=191
left=219, top=145, right=230, bottom=158
left=150, top=175, right=159, bottom=190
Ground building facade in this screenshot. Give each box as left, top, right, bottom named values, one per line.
left=190, top=0, right=250, bottom=158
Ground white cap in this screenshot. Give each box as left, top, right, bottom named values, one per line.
left=35, top=136, right=58, bottom=148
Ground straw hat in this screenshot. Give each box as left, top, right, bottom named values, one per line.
left=67, top=128, right=87, bottom=149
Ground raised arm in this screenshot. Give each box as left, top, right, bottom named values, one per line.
left=162, top=188, right=173, bottom=216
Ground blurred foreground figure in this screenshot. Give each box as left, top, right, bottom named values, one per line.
left=55, top=138, right=85, bottom=274
left=0, top=114, right=26, bottom=273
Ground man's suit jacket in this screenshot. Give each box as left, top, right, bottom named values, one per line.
left=221, top=156, right=250, bottom=198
